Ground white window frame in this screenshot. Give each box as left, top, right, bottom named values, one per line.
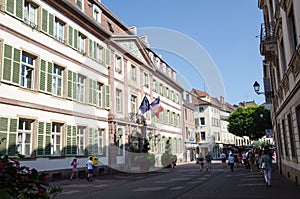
left=116, top=89, right=122, bottom=113
left=76, top=74, right=85, bottom=102
left=95, top=43, right=104, bottom=63
left=52, top=65, right=63, bottom=96
left=144, top=73, right=149, bottom=88
left=97, top=128, right=104, bottom=155
left=23, top=0, right=37, bottom=27
left=54, top=17, right=65, bottom=43
left=131, top=65, right=136, bottom=81
left=51, top=123, right=62, bottom=155
left=131, top=95, right=137, bottom=114
left=77, top=126, right=85, bottom=155
left=96, top=82, right=103, bottom=107
left=77, top=32, right=86, bottom=54
left=17, top=119, right=33, bottom=157
left=21, top=53, right=34, bottom=89
left=93, top=5, right=101, bottom=23
left=115, top=55, right=122, bottom=73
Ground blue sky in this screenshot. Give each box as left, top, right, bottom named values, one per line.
left=102, top=0, right=265, bottom=105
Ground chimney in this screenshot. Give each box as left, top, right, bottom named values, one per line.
left=220, top=96, right=224, bottom=105
left=129, top=26, right=137, bottom=35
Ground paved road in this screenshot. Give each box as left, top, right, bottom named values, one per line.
left=51, top=162, right=300, bottom=199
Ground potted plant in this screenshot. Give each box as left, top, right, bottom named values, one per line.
left=161, top=139, right=177, bottom=168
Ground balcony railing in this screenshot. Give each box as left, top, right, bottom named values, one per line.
left=260, top=21, right=276, bottom=42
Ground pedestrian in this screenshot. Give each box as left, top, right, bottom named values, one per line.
left=198, top=153, right=205, bottom=172
left=228, top=153, right=235, bottom=172
left=220, top=152, right=227, bottom=168
left=70, top=158, right=79, bottom=180
left=86, top=157, right=94, bottom=182
left=205, top=152, right=213, bottom=171
left=242, top=151, right=247, bottom=168
left=261, top=150, right=272, bottom=187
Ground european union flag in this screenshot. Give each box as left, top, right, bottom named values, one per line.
left=139, top=96, right=150, bottom=114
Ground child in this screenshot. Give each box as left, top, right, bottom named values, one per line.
left=70, top=159, right=79, bottom=180
left=86, top=157, right=94, bottom=182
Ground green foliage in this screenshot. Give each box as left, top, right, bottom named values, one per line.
left=253, top=140, right=273, bottom=150
left=227, top=106, right=272, bottom=140
left=161, top=139, right=177, bottom=168
left=0, top=137, right=62, bottom=198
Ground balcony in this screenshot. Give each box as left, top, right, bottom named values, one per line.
left=260, top=21, right=277, bottom=57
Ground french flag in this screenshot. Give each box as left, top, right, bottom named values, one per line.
left=150, top=96, right=164, bottom=118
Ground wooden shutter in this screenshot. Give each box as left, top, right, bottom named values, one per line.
left=104, top=84, right=110, bottom=110
left=7, top=118, right=18, bottom=156
left=66, top=125, right=77, bottom=155
left=87, top=128, right=93, bottom=155
left=12, top=48, right=21, bottom=84
left=48, top=13, right=54, bottom=37
left=41, top=9, right=48, bottom=33
left=46, top=62, right=53, bottom=93
left=88, top=39, right=93, bottom=58
left=68, top=26, right=74, bottom=47
left=44, top=122, right=51, bottom=155
left=15, top=0, right=24, bottom=20
left=0, top=117, right=9, bottom=155
left=73, top=29, right=78, bottom=49
left=5, top=0, right=15, bottom=15
left=105, top=48, right=110, bottom=67
left=39, top=59, right=46, bottom=92
left=37, top=121, right=51, bottom=156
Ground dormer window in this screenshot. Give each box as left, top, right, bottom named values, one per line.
left=75, top=0, right=83, bottom=9
left=107, top=21, right=114, bottom=33
left=93, top=5, right=101, bottom=23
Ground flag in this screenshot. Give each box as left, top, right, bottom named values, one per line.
left=150, top=96, right=163, bottom=118
left=139, top=95, right=150, bottom=114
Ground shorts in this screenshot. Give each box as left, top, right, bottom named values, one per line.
left=222, top=158, right=226, bottom=163
left=88, top=169, right=93, bottom=174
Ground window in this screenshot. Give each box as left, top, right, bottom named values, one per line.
left=77, top=126, right=85, bottom=155
left=116, top=89, right=122, bottom=113
left=78, top=32, right=86, bottom=54
left=88, top=79, right=103, bottom=107
left=200, top=117, right=205, bottom=125
left=95, top=44, right=104, bottom=63
left=115, top=55, right=121, bottom=73
left=52, top=65, right=63, bottom=96
left=75, top=0, right=82, bottom=9
left=93, top=6, right=101, bottom=23
left=131, top=65, right=136, bottom=81
left=107, top=21, right=114, bottom=33
left=21, top=53, right=34, bottom=89
left=54, top=18, right=65, bottom=43
left=23, top=0, right=37, bottom=27
left=51, top=123, right=62, bottom=155
left=131, top=95, right=137, bottom=113
left=200, top=131, right=206, bottom=141
left=76, top=74, right=85, bottom=102
left=287, top=5, right=297, bottom=53
left=17, top=119, right=33, bottom=157
left=144, top=73, right=149, bottom=87
left=97, top=128, right=104, bottom=155
left=287, top=114, right=296, bottom=157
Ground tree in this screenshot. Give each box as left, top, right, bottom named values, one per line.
left=227, top=106, right=272, bottom=140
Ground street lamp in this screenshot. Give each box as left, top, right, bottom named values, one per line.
left=253, top=81, right=274, bottom=98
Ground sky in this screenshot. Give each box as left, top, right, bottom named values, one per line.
left=101, top=0, right=265, bottom=105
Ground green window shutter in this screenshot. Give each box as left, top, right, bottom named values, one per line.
left=88, top=79, right=93, bottom=104
left=68, top=26, right=74, bottom=47
left=72, top=72, right=77, bottom=100
left=0, top=117, right=9, bottom=155
left=73, top=29, right=78, bottom=49
left=15, top=0, right=24, bottom=19
left=45, top=122, right=51, bottom=155
left=88, top=39, right=93, bottom=57
left=46, top=62, right=53, bottom=93
left=67, top=70, right=73, bottom=99
left=104, top=84, right=110, bottom=110
left=105, top=48, right=110, bottom=67
left=37, top=121, right=45, bottom=156
left=66, top=125, right=72, bottom=155
left=88, top=128, right=93, bottom=155
left=72, top=126, right=77, bottom=154
left=93, top=80, right=97, bottom=105
left=5, top=0, right=15, bottom=15
left=2, top=44, right=13, bottom=82
left=12, top=48, right=21, bottom=84
left=39, top=59, right=46, bottom=92
left=41, top=9, right=48, bottom=33
left=7, top=118, right=18, bottom=156
left=48, top=13, right=54, bottom=36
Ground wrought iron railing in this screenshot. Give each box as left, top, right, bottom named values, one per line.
left=260, top=21, right=276, bottom=41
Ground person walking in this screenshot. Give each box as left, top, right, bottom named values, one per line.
left=86, top=157, right=94, bottom=182
left=70, top=158, right=79, bottom=180
left=198, top=153, right=205, bottom=172
left=220, top=152, right=227, bottom=168
left=228, top=153, right=235, bottom=172
left=205, top=152, right=213, bottom=171
left=261, top=150, right=272, bottom=187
